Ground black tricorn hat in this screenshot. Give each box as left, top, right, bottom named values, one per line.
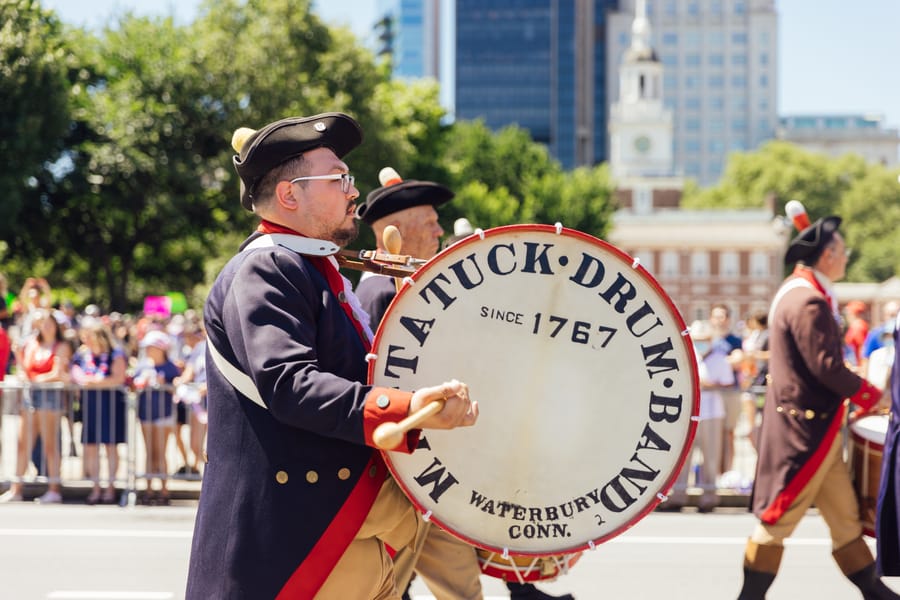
left=784, top=215, right=842, bottom=265
left=355, top=167, right=454, bottom=224
left=232, top=113, right=363, bottom=211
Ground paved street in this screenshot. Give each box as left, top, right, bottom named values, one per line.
left=1, top=502, right=898, bottom=599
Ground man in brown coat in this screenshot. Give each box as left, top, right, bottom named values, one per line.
left=738, top=213, right=895, bottom=599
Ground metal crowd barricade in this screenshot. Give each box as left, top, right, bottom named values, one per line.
left=0, top=378, right=204, bottom=505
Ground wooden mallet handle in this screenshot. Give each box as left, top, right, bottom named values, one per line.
left=374, top=399, right=445, bottom=449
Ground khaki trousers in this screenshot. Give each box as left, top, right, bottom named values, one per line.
left=413, top=523, right=484, bottom=600
left=316, top=476, right=427, bottom=599
left=751, top=432, right=863, bottom=549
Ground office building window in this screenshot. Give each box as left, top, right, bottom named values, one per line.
left=691, top=251, right=710, bottom=278
left=760, top=52, right=769, bottom=65
left=732, top=54, right=747, bottom=66
left=685, top=53, right=701, bottom=67
left=692, top=305, right=709, bottom=323
left=750, top=252, right=769, bottom=277
left=732, top=32, right=748, bottom=44
left=664, top=74, right=678, bottom=91
left=708, top=139, right=725, bottom=153
left=685, top=118, right=701, bottom=132
left=661, top=251, right=680, bottom=277
left=634, top=187, right=653, bottom=214
left=709, top=74, right=725, bottom=89
left=685, top=97, right=701, bottom=110
left=720, top=251, right=739, bottom=278
left=685, top=138, right=701, bottom=152
left=709, top=53, right=724, bottom=66
left=710, top=96, right=725, bottom=110
left=663, top=32, right=678, bottom=46
left=731, top=74, right=747, bottom=88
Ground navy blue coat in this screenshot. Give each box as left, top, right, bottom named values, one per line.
left=186, top=232, right=413, bottom=599
left=877, top=321, right=900, bottom=575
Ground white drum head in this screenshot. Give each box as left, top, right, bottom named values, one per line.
left=369, top=225, right=699, bottom=555
left=850, top=414, right=888, bottom=446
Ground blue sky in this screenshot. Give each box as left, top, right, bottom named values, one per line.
left=42, top=0, right=900, bottom=128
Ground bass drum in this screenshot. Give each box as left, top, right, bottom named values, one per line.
left=368, top=224, right=699, bottom=561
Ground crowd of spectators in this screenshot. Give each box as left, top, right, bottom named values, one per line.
left=0, top=275, right=207, bottom=505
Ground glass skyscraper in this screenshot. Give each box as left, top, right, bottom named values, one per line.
left=455, top=0, right=621, bottom=169
left=376, top=0, right=441, bottom=80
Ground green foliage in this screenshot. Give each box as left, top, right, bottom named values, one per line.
left=438, top=120, right=616, bottom=238
left=684, top=141, right=900, bottom=282
left=840, top=164, right=900, bottom=282
left=0, top=0, right=71, bottom=235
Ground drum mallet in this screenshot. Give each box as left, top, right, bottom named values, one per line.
left=383, top=224, right=402, bottom=255
left=373, top=399, right=445, bottom=449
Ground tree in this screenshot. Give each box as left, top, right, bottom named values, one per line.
left=840, top=164, right=900, bottom=282
left=682, top=141, right=899, bottom=282
left=438, top=120, right=615, bottom=238
left=0, top=0, right=71, bottom=237
left=18, top=15, right=230, bottom=310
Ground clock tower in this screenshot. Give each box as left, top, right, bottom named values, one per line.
left=608, top=0, right=674, bottom=183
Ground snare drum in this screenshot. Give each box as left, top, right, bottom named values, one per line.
left=476, top=548, right=581, bottom=584
left=849, top=414, right=888, bottom=538
left=368, top=225, right=699, bottom=565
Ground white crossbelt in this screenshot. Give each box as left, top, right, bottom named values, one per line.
left=204, top=233, right=348, bottom=411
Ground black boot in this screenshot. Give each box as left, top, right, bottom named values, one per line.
left=737, top=539, right=782, bottom=599
left=737, top=567, right=776, bottom=600
left=847, top=564, right=900, bottom=599
left=833, top=536, right=900, bottom=599
left=507, top=582, right=575, bottom=600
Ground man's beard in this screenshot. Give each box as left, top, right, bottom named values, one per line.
left=330, top=220, right=359, bottom=248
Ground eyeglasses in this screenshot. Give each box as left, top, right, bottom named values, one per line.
left=290, top=173, right=355, bottom=194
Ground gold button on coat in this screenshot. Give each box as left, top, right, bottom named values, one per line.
left=338, top=468, right=351, bottom=480
left=275, top=470, right=289, bottom=484
left=305, top=470, right=318, bottom=484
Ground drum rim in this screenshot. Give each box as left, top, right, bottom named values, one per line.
left=371, top=223, right=700, bottom=556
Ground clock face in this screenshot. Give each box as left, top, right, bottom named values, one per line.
left=634, top=135, right=651, bottom=154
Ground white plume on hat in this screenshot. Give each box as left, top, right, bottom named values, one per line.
left=454, top=218, right=474, bottom=237
left=231, top=127, right=257, bottom=153
left=378, top=167, right=403, bottom=187
left=784, top=200, right=811, bottom=231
